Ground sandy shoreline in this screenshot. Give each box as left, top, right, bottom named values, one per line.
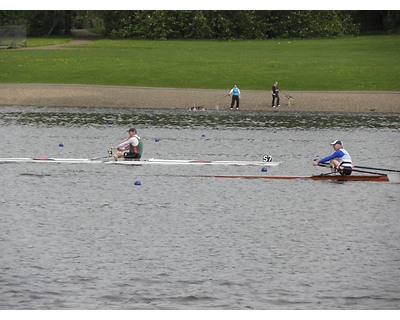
left=1, top=83, right=399, bottom=113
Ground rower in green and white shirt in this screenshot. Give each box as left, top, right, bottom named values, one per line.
left=112, top=128, right=143, bottom=160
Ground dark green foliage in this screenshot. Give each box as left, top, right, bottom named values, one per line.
left=1, top=10, right=399, bottom=39
left=0, top=10, right=74, bottom=36
left=103, top=10, right=361, bottom=39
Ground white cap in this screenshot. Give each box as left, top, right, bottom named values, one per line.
left=330, top=140, right=343, bottom=145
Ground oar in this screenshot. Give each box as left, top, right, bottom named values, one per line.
left=317, top=163, right=386, bottom=176
left=90, top=149, right=113, bottom=161
left=353, top=165, right=400, bottom=173
left=316, top=162, right=334, bottom=169
left=313, top=162, right=352, bottom=177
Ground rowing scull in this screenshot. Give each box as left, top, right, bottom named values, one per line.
left=198, top=174, right=399, bottom=182
left=0, top=157, right=281, bottom=167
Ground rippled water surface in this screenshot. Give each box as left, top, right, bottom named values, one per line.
left=0, top=107, right=399, bottom=309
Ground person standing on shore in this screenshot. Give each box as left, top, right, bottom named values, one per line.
left=271, top=81, right=280, bottom=107
left=229, top=84, right=241, bottom=110
left=313, top=140, right=353, bottom=175
left=111, top=127, right=143, bottom=161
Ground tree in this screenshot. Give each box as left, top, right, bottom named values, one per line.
left=351, top=10, right=400, bottom=33
left=2, top=10, right=396, bottom=39
left=101, top=10, right=361, bottom=40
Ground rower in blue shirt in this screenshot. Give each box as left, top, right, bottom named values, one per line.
left=313, top=140, right=353, bottom=175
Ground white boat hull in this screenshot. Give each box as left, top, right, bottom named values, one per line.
left=0, top=157, right=281, bottom=167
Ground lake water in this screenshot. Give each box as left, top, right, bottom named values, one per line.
left=0, top=106, right=399, bottom=310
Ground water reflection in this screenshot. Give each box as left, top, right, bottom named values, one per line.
left=0, top=106, right=399, bottom=130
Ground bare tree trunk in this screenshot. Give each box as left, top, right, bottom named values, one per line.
left=45, top=11, right=60, bottom=36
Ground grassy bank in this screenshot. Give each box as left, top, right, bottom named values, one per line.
left=0, top=35, right=399, bottom=91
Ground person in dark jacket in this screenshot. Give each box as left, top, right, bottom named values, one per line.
left=271, top=81, right=280, bottom=107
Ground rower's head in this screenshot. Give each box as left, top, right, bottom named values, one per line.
left=330, top=139, right=343, bottom=150
left=127, top=128, right=137, bottom=136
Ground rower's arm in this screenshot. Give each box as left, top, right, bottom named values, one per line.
left=116, top=137, right=138, bottom=149
left=319, top=150, right=345, bottom=164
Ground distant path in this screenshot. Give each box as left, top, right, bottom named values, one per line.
left=0, top=83, right=399, bottom=113
left=19, top=29, right=101, bottom=50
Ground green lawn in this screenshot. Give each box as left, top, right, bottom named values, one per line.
left=26, top=36, right=72, bottom=47
left=1, top=35, right=399, bottom=91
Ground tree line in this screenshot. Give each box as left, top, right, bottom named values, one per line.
left=1, top=10, right=399, bottom=39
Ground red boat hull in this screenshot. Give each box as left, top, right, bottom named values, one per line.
left=201, top=175, right=389, bottom=182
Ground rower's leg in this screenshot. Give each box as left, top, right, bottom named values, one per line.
left=330, top=159, right=340, bottom=172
